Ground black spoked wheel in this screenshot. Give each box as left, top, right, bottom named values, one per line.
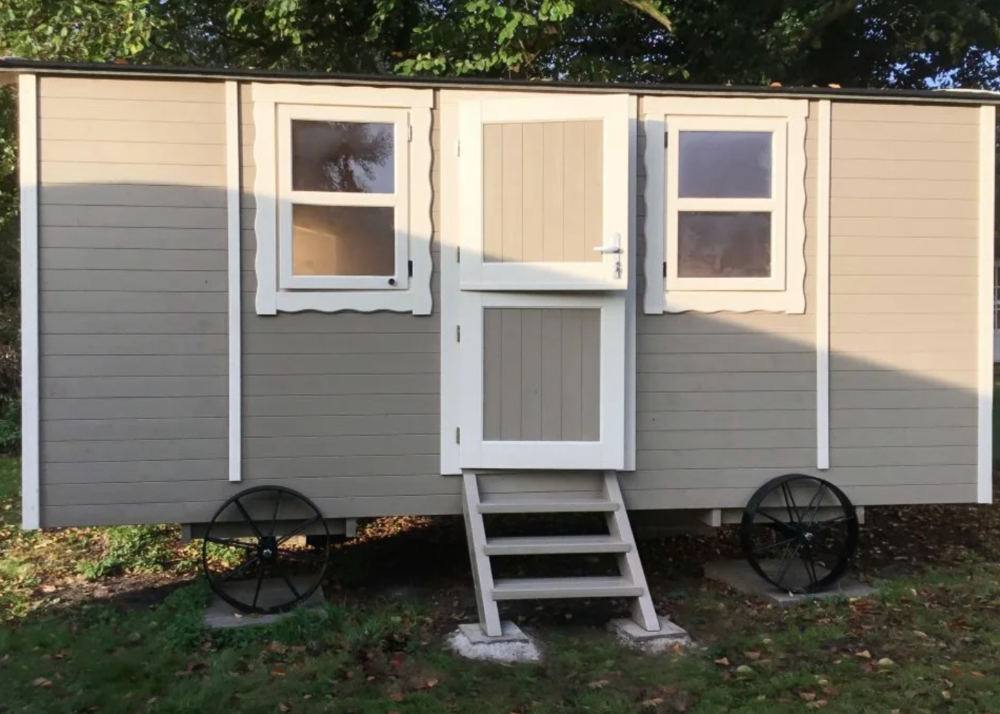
left=740, top=474, right=859, bottom=594
left=201, top=486, right=330, bottom=614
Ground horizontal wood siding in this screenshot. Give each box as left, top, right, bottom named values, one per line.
left=827, top=102, right=978, bottom=499
left=37, top=77, right=229, bottom=527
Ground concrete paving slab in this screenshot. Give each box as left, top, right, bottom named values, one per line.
left=704, top=560, right=874, bottom=607
left=609, top=616, right=692, bottom=654
left=203, top=578, right=325, bottom=629
left=447, top=621, right=541, bottom=663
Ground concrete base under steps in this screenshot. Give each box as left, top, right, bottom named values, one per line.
left=447, top=622, right=541, bottom=663
left=203, top=578, right=325, bottom=629
left=609, top=616, right=692, bottom=654
left=704, top=560, right=875, bottom=607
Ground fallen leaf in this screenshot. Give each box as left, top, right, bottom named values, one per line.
left=877, top=658, right=895, bottom=667
left=270, top=666, right=287, bottom=677
left=267, top=641, right=288, bottom=654
left=942, top=691, right=952, bottom=700
left=278, top=703, right=290, bottom=713
left=800, top=692, right=817, bottom=701
left=640, top=698, right=665, bottom=708
left=735, top=665, right=755, bottom=677
left=744, top=651, right=761, bottom=661
left=390, top=693, right=404, bottom=703
left=855, top=650, right=872, bottom=659
left=714, top=657, right=730, bottom=666
left=588, top=680, right=610, bottom=689
left=972, top=671, right=985, bottom=678
left=423, top=678, right=439, bottom=689
left=806, top=701, right=828, bottom=709
left=32, top=677, right=52, bottom=687
left=827, top=83, right=842, bottom=89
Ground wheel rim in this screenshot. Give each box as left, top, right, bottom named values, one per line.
left=740, top=474, right=859, bottom=594
left=201, top=486, right=330, bottom=614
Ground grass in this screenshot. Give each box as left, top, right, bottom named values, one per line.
left=5, top=459, right=1000, bottom=712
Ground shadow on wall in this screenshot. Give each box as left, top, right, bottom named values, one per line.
left=34, top=179, right=981, bottom=528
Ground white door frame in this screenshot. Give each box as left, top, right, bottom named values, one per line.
left=458, top=94, right=631, bottom=291
left=459, top=292, right=626, bottom=470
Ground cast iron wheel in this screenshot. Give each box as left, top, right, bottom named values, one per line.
left=740, top=474, right=859, bottom=594
left=201, top=486, right=330, bottom=614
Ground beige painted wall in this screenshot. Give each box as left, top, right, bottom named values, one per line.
left=32, top=75, right=985, bottom=526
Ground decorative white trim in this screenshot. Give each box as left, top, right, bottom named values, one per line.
left=458, top=94, right=631, bottom=291
left=251, top=82, right=433, bottom=108
left=978, top=104, right=996, bottom=504
left=641, top=96, right=808, bottom=314
left=439, top=97, right=461, bottom=474
left=459, top=292, right=627, bottom=471
left=624, top=96, right=638, bottom=471
left=19, top=74, right=39, bottom=530
left=226, top=82, right=242, bottom=482
left=253, top=97, right=278, bottom=316
left=251, top=84, right=433, bottom=314
left=816, top=100, right=832, bottom=471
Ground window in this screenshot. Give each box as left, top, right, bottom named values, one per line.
left=252, top=84, right=433, bottom=314
left=642, top=98, right=807, bottom=314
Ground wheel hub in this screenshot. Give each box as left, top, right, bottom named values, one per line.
left=258, top=536, right=279, bottom=562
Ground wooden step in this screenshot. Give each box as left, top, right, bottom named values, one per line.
left=483, top=534, right=631, bottom=556
left=491, top=576, right=643, bottom=600
left=478, top=495, right=620, bottom=514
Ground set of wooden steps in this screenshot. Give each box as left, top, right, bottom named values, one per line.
left=462, top=471, right=660, bottom=637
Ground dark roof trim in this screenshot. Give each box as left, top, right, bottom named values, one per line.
left=2, top=58, right=997, bottom=105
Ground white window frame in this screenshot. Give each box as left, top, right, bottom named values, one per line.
left=252, top=83, right=433, bottom=315
left=643, top=97, right=808, bottom=314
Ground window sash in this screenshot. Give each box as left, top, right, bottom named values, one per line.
left=276, top=104, right=410, bottom=291
left=665, top=117, right=787, bottom=292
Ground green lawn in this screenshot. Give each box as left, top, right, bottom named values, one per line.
left=4, top=459, right=1000, bottom=712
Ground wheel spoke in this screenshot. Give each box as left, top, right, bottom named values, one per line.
left=753, top=536, right=798, bottom=555
left=774, top=540, right=800, bottom=586
left=232, top=498, right=264, bottom=540
left=205, top=535, right=255, bottom=551
left=251, top=563, right=265, bottom=610
left=275, top=565, right=302, bottom=600
left=756, top=510, right=799, bottom=537
left=781, top=483, right=800, bottom=525
left=281, top=549, right=328, bottom=565
left=813, top=515, right=854, bottom=534
left=803, top=485, right=829, bottom=527
left=801, top=549, right=820, bottom=586
left=220, top=554, right=260, bottom=583
left=269, top=491, right=283, bottom=537
left=277, top=515, right=321, bottom=546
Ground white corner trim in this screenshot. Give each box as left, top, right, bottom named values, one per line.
left=439, top=97, right=461, bottom=474
left=408, top=105, right=434, bottom=316
left=978, top=104, right=995, bottom=504
left=19, top=74, right=39, bottom=530
left=625, top=95, right=638, bottom=470
left=253, top=97, right=278, bottom=316
left=226, top=82, right=242, bottom=482
left=816, top=100, right=832, bottom=471
left=641, top=112, right=665, bottom=314
left=251, top=82, right=433, bottom=108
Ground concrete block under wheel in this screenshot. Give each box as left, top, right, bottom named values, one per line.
left=203, top=578, right=325, bottom=629
left=704, top=560, right=875, bottom=607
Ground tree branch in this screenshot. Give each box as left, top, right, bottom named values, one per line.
left=800, top=0, right=865, bottom=47
left=616, top=0, right=673, bottom=33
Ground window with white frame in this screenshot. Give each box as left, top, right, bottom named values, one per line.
left=642, top=98, right=807, bottom=314
left=252, top=84, right=433, bottom=314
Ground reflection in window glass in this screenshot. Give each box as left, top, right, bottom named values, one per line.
left=291, top=205, right=395, bottom=276
left=292, top=121, right=394, bottom=193
left=677, top=212, right=771, bottom=278
left=678, top=131, right=771, bottom=198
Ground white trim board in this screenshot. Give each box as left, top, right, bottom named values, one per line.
left=978, top=104, right=996, bottom=504
left=19, top=74, right=39, bottom=529
left=439, top=96, right=461, bottom=474
left=226, top=82, right=242, bottom=483
left=816, top=100, right=831, bottom=471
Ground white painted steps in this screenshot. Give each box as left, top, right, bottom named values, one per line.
left=493, top=576, right=644, bottom=600
left=462, top=471, right=661, bottom=638
left=484, top=534, right=630, bottom=556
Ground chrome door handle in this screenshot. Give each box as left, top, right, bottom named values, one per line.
left=593, top=232, right=623, bottom=254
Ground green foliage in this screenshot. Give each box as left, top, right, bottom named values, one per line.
left=77, top=525, right=175, bottom=580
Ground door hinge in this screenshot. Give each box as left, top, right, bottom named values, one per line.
left=456, top=246, right=461, bottom=263
left=408, top=123, right=413, bottom=142
left=456, top=139, right=461, bottom=157
left=408, top=260, right=413, bottom=277
left=664, top=132, right=669, bottom=147
left=663, top=262, right=667, bottom=277
left=456, top=325, right=461, bottom=342
left=455, top=427, right=461, bottom=444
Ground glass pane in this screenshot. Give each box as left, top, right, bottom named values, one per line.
left=677, top=212, right=771, bottom=278
left=292, top=121, right=394, bottom=193
left=678, top=131, right=771, bottom=198
left=291, top=205, right=395, bottom=276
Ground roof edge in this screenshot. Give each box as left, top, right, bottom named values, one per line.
left=2, top=58, right=998, bottom=105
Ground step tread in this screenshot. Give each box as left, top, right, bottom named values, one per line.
left=483, top=534, right=630, bottom=556
left=491, top=575, right=643, bottom=600
left=478, top=496, right=620, bottom=514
